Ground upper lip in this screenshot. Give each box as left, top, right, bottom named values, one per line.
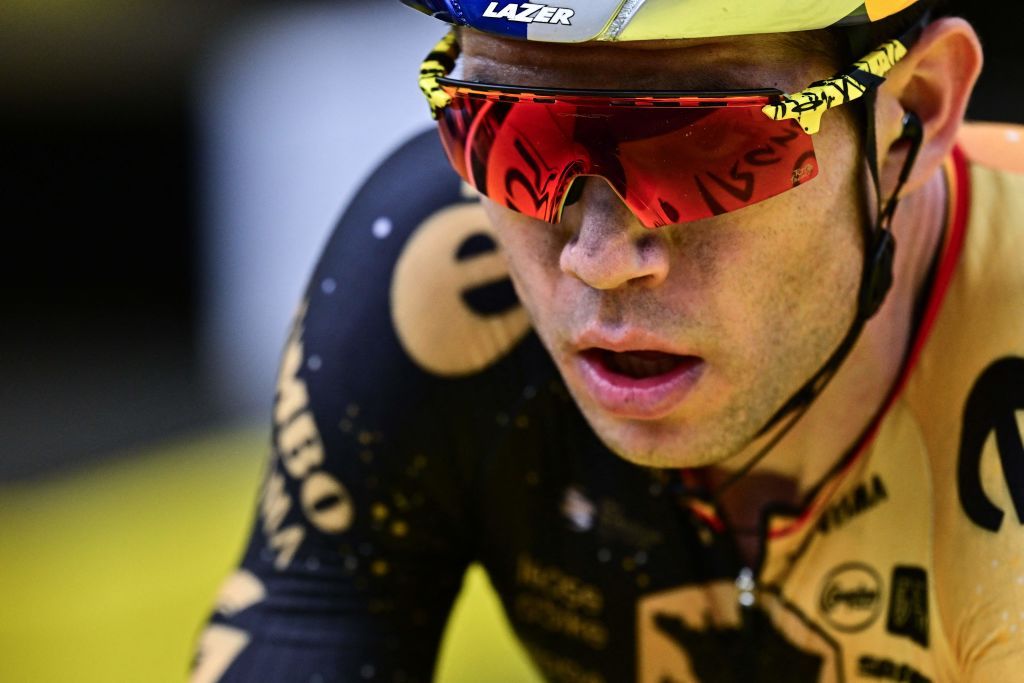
left=572, top=329, right=696, bottom=356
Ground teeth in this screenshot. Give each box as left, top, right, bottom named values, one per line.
left=606, top=352, right=681, bottom=378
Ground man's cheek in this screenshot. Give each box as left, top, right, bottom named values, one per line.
left=497, top=238, right=563, bottom=318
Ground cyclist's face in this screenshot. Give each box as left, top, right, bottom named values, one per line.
left=466, top=31, right=867, bottom=468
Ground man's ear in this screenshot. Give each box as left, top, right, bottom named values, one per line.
left=878, top=17, right=983, bottom=197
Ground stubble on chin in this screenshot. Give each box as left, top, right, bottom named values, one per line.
left=572, top=390, right=766, bottom=470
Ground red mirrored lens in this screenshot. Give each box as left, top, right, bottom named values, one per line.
left=437, top=89, right=818, bottom=228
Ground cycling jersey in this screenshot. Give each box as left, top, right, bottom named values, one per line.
left=192, top=122, right=1024, bottom=683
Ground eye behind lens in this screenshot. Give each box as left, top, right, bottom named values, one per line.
left=563, top=177, right=587, bottom=206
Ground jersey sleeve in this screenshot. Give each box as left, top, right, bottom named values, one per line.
left=191, top=130, right=489, bottom=683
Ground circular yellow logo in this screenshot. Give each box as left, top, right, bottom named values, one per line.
left=391, top=203, right=531, bottom=376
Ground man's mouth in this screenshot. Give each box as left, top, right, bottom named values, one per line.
left=576, top=348, right=704, bottom=420
left=588, top=349, right=688, bottom=379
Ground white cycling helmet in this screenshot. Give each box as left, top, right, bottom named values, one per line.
left=402, top=0, right=926, bottom=43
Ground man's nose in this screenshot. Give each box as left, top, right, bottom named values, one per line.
left=559, top=178, right=670, bottom=290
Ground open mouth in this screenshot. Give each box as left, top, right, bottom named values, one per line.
left=577, top=348, right=704, bottom=419
left=586, top=349, right=690, bottom=380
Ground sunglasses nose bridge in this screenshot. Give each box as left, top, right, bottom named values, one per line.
left=558, top=177, right=671, bottom=290
left=555, top=169, right=665, bottom=230
left=561, top=140, right=647, bottom=228
left=561, top=172, right=649, bottom=228
left=551, top=156, right=590, bottom=221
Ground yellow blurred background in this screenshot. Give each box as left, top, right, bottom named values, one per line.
left=0, top=427, right=540, bottom=681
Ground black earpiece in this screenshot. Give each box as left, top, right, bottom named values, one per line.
left=895, top=111, right=925, bottom=194
left=900, top=110, right=924, bottom=145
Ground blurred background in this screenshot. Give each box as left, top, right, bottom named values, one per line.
left=0, top=0, right=1020, bottom=680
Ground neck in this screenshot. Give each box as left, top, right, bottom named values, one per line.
left=706, top=167, right=950, bottom=521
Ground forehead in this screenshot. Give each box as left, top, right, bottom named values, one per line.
left=460, top=29, right=836, bottom=92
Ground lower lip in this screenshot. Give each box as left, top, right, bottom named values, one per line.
left=576, top=351, right=704, bottom=420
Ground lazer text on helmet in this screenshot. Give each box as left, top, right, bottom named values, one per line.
left=481, top=2, right=575, bottom=25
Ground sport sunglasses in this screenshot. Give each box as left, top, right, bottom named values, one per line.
left=419, top=31, right=909, bottom=228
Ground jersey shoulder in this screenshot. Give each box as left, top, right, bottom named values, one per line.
left=934, top=122, right=1024, bottom=366
left=310, top=127, right=532, bottom=383
left=273, top=126, right=540, bottom=522
left=898, top=122, right=1024, bottom=678
left=940, top=121, right=1024, bottom=344
left=243, top=128, right=543, bottom=576
left=957, top=121, right=1024, bottom=174
left=905, top=121, right=1024, bottom=414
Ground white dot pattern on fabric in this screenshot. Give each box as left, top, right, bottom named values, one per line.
left=372, top=216, right=393, bottom=239
left=308, top=355, right=323, bottom=371
left=598, top=548, right=611, bottom=563
left=360, top=664, right=376, bottom=679
left=321, top=278, right=337, bottom=294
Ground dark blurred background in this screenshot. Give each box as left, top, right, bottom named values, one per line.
left=2, top=0, right=432, bottom=479
left=2, top=1, right=1021, bottom=481
left=4, top=0, right=250, bottom=478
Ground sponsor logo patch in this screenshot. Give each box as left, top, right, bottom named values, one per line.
left=391, top=203, right=529, bottom=376
left=857, top=655, right=932, bottom=682
left=886, top=566, right=929, bottom=647
left=957, top=357, right=1024, bottom=533
left=818, top=563, right=884, bottom=633
left=482, top=2, right=575, bottom=24
left=818, top=474, right=888, bottom=534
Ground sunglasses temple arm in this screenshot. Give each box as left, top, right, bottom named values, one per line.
left=762, top=37, right=908, bottom=135
left=419, top=30, right=460, bottom=119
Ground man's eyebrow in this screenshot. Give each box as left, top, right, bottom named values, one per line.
left=772, top=31, right=842, bottom=71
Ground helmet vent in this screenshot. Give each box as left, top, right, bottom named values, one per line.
left=601, top=0, right=649, bottom=41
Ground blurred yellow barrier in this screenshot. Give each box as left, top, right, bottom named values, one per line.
left=0, top=427, right=539, bottom=682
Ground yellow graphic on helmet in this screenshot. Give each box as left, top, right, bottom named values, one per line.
left=866, top=0, right=919, bottom=21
